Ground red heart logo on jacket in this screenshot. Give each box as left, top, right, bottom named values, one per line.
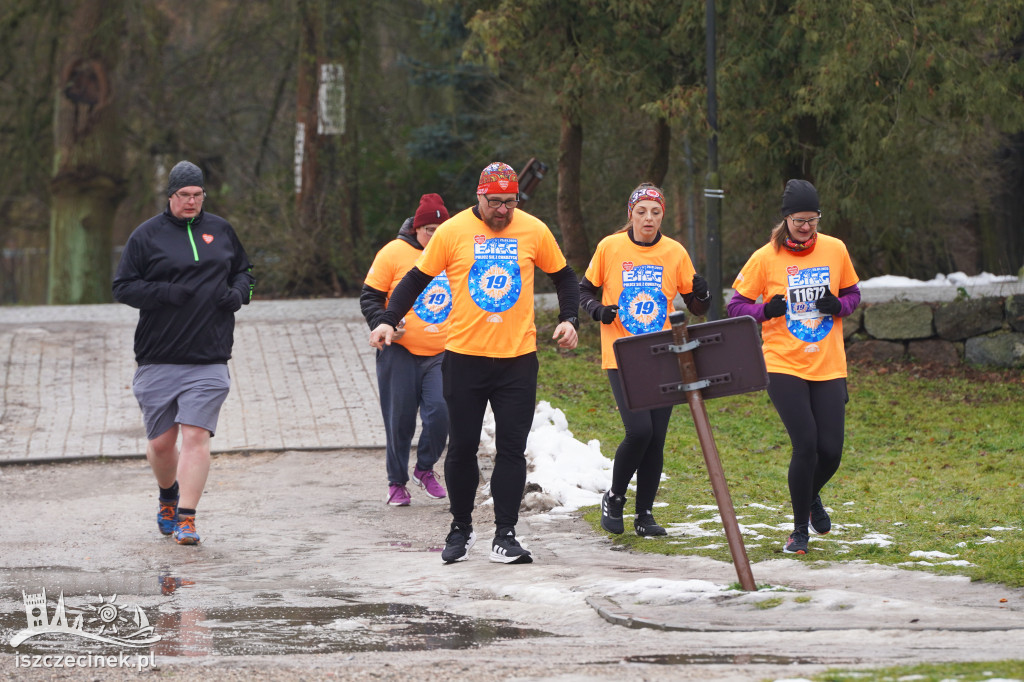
left=202, top=234, right=214, bottom=244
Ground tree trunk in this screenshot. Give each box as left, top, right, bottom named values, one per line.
left=644, top=118, right=671, bottom=188
left=47, top=0, right=124, bottom=304
left=295, top=0, right=362, bottom=295
left=556, top=112, right=589, bottom=271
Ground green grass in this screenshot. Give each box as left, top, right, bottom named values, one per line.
left=535, top=312, right=1024, bottom=587
left=804, top=659, right=1024, bottom=681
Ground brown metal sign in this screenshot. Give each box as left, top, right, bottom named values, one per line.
left=612, top=315, right=768, bottom=411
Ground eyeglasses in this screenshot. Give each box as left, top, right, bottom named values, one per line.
left=485, top=196, right=519, bottom=209
left=419, top=226, right=437, bottom=234
left=174, top=191, right=205, bottom=203
left=788, top=215, right=820, bottom=227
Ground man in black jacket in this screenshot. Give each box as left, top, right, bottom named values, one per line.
left=113, top=160, right=254, bottom=545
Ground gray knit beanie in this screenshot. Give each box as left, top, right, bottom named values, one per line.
left=166, top=161, right=204, bottom=197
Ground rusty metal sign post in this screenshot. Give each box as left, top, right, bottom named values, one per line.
left=668, top=311, right=755, bottom=591
left=612, top=312, right=767, bottom=591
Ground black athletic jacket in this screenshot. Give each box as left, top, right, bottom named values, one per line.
left=112, top=207, right=255, bottom=365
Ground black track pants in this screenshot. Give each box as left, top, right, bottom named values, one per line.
left=442, top=351, right=538, bottom=530
left=766, top=372, right=847, bottom=531
left=607, top=369, right=673, bottom=515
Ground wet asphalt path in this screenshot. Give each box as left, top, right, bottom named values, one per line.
left=1, top=299, right=1023, bottom=680
left=2, top=448, right=1023, bottom=681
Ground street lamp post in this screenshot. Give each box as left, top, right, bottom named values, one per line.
left=705, top=0, right=723, bottom=320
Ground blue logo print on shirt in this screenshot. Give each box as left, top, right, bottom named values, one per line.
left=618, top=264, right=667, bottom=335
left=413, top=271, right=452, bottom=324
left=469, top=237, right=522, bottom=312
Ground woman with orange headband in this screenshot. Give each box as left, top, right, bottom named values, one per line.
left=580, top=182, right=711, bottom=537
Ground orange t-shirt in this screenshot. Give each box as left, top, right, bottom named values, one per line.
left=364, top=238, right=450, bottom=356
left=415, top=206, right=568, bottom=358
left=584, top=231, right=697, bottom=369
left=731, top=233, right=859, bottom=380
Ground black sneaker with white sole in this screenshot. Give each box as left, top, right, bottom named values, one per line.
left=634, top=512, right=667, bottom=537
left=809, top=495, right=831, bottom=535
left=489, top=527, right=533, bottom=564
left=441, top=522, right=476, bottom=564
left=600, top=490, right=625, bottom=534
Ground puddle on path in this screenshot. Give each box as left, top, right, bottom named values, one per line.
left=153, top=602, right=550, bottom=657
left=1, top=592, right=550, bottom=657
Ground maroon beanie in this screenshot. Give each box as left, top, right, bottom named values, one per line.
left=413, top=193, right=449, bottom=229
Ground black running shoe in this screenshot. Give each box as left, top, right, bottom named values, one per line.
left=809, top=495, right=831, bottom=535
left=634, top=512, right=667, bottom=537
left=783, top=529, right=809, bottom=554
left=489, top=527, right=533, bottom=564
left=441, top=522, right=476, bottom=564
left=600, top=490, right=625, bottom=534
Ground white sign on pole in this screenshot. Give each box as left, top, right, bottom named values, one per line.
left=318, top=64, right=345, bottom=135
left=294, top=121, right=305, bottom=194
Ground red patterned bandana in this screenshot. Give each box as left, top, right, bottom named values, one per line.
left=477, top=162, right=519, bottom=195
left=783, top=232, right=817, bottom=253
left=627, top=187, right=665, bottom=218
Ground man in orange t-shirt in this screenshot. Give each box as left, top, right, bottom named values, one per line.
left=369, top=162, right=579, bottom=566
left=361, top=193, right=452, bottom=507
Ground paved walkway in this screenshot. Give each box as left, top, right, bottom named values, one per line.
left=0, top=299, right=386, bottom=464
left=3, top=278, right=1022, bottom=465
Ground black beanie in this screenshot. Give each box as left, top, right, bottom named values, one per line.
left=166, top=161, right=204, bottom=197
left=781, top=179, right=819, bottom=216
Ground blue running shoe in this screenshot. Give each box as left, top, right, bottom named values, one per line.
left=158, top=498, right=178, bottom=535
left=173, top=515, right=201, bottom=545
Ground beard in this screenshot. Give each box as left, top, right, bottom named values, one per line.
left=482, top=209, right=513, bottom=231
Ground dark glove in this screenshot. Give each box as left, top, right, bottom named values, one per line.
left=217, top=288, right=244, bottom=312
left=164, top=283, right=195, bottom=307
left=817, top=289, right=841, bottom=316
left=763, top=293, right=787, bottom=319
left=593, top=304, right=618, bottom=324
left=691, top=274, right=709, bottom=301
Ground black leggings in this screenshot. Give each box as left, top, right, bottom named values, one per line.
left=766, top=372, right=847, bottom=532
left=607, top=369, right=673, bottom=514
left=442, top=351, right=538, bottom=529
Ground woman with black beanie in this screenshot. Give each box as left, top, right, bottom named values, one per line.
left=727, top=179, right=861, bottom=554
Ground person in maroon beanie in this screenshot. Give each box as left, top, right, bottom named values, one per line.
left=361, top=194, right=452, bottom=506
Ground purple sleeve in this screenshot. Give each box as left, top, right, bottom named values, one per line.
left=727, top=290, right=767, bottom=322
left=837, top=283, right=861, bottom=317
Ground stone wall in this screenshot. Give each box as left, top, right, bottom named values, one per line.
left=843, top=294, right=1024, bottom=369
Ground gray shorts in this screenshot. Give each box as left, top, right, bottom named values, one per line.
left=132, top=363, right=231, bottom=440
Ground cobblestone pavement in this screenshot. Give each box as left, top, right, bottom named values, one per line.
left=0, top=299, right=385, bottom=463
